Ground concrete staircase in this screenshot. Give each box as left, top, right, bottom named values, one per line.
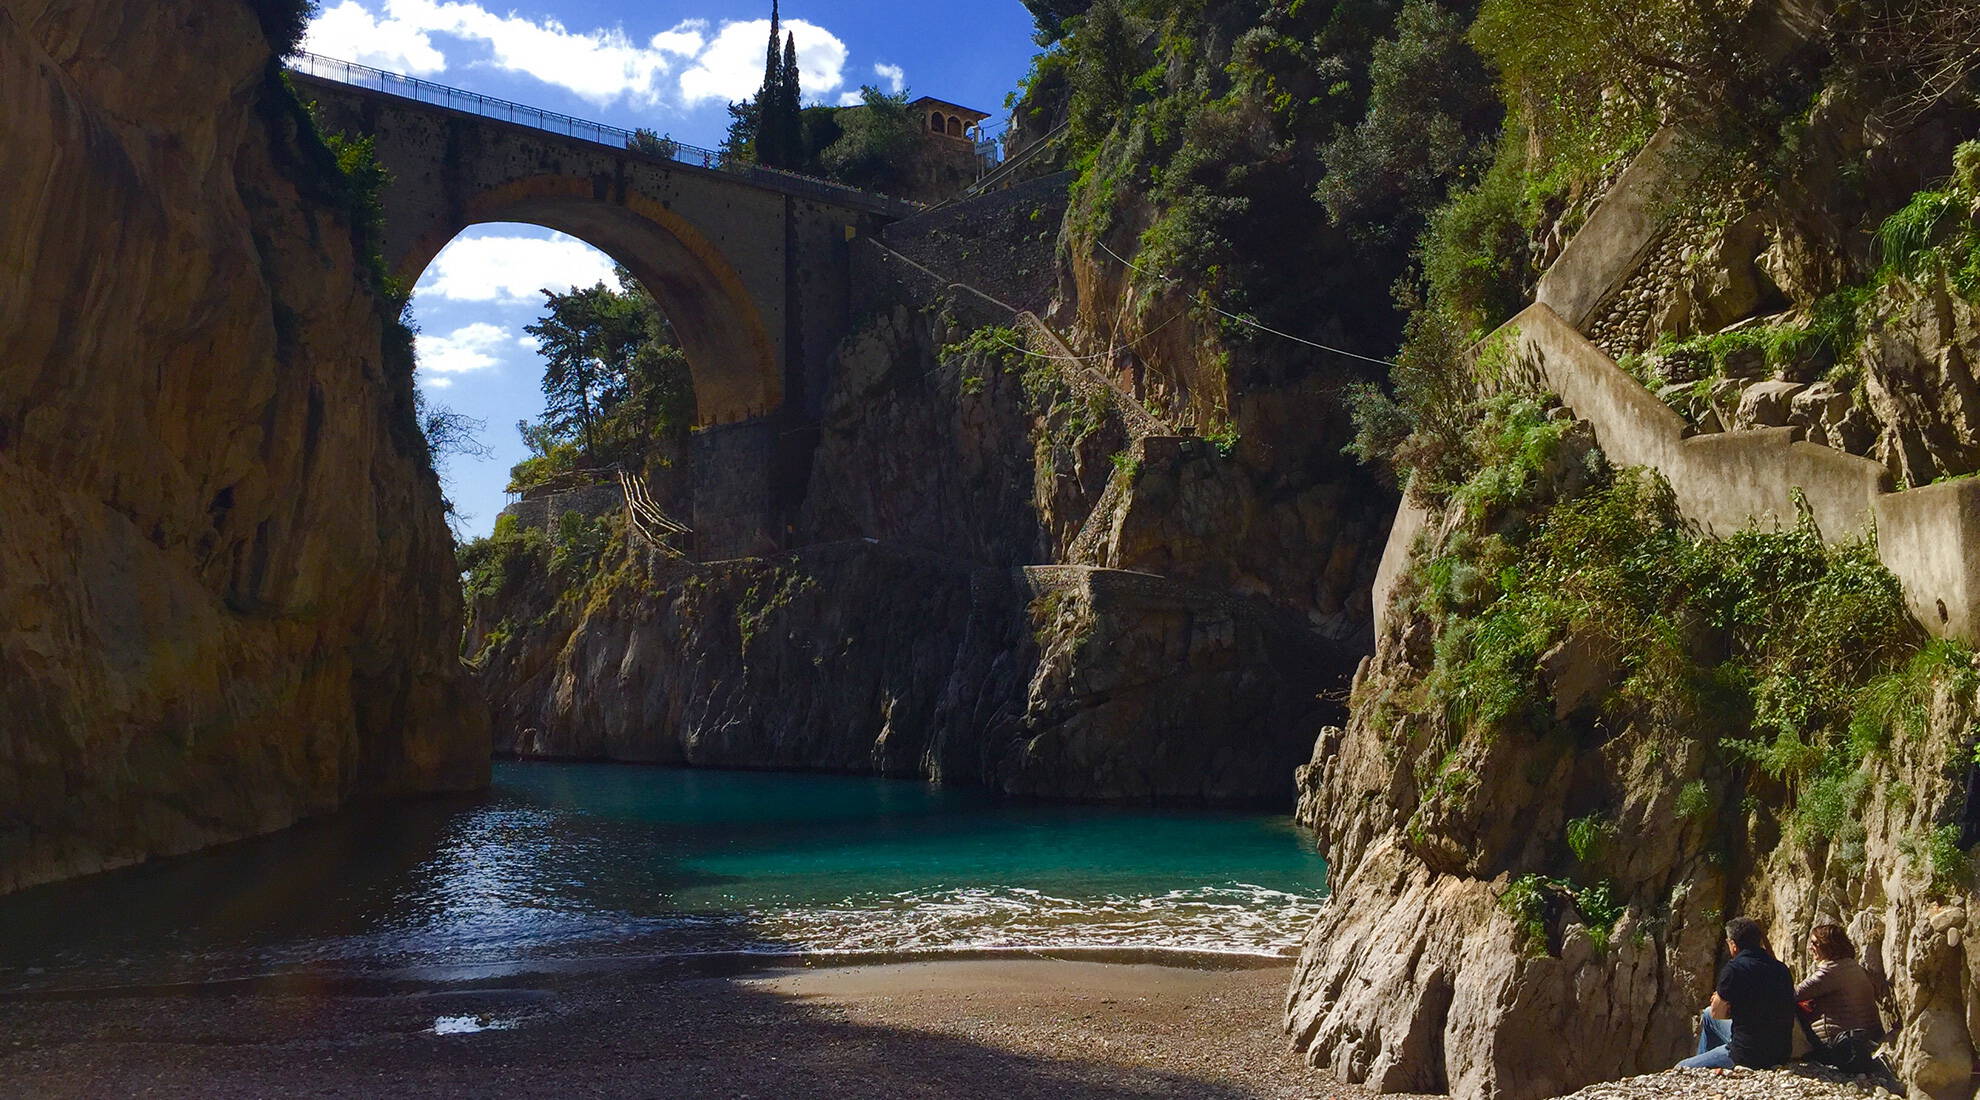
left=1373, top=129, right=1980, bottom=643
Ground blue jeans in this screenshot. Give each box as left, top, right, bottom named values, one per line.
left=1678, top=1008, right=1735, bottom=1069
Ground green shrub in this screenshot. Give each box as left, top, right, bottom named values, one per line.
left=459, top=514, right=551, bottom=606
left=250, top=0, right=318, bottom=55
left=942, top=325, right=1026, bottom=374
left=1500, top=873, right=1555, bottom=956
left=1203, top=418, right=1240, bottom=457
left=1567, top=813, right=1616, bottom=864
left=1315, top=0, right=1501, bottom=245
left=1418, top=136, right=1535, bottom=340
left=550, top=510, right=609, bottom=578
left=1500, top=873, right=1626, bottom=956
left=1675, top=780, right=1713, bottom=822
left=1448, top=394, right=1574, bottom=521
left=1408, top=399, right=1922, bottom=818
left=1906, top=825, right=1978, bottom=898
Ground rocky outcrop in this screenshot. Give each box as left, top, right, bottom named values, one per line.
left=0, top=1, right=488, bottom=894
left=1284, top=451, right=1980, bottom=1100
left=477, top=538, right=1335, bottom=803
left=1859, top=276, right=1980, bottom=487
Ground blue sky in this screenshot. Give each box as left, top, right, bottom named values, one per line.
left=301, top=0, right=1041, bottom=536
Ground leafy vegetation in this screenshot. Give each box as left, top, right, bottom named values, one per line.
left=1874, top=141, right=1980, bottom=299
left=508, top=271, right=693, bottom=494
left=1315, top=0, right=1500, bottom=248
left=1566, top=813, right=1616, bottom=864
left=1500, top=873, right=1625, bottom=956
left=460, top=513, right=550, bottom=608
left=1391, top=380, right=1980, bottom=894
left=737, top=569, right=816, bottom=648
left=250, top=0, right=318, bottom=56
left=1014, top=0, right=1501, bottom=385
left=1906, top=824, right=1978, bottom=899
left=817, top=89, right=924, bottom=195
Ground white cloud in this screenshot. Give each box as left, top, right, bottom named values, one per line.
left=517, top=334, right=543, bottom=352
left=303, top=3, right=851, bottom=111
left=301, top=1, right=447, bottom=74
left=415, top=233, right=617, bottom=304
left=677, top=18, right=847, bottom=107
left=381, top=0, right=699, bottom=106
left=417, top=322, right=512, bottom=377
left=836, top=90, right=864, bottom=107
left=422, top=375, right=456, bottom=389
left=651, top=18, right=707, bottom=57
left=873, top=62, right=905, bottom=94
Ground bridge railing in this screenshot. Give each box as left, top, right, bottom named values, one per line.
left=286, top=51, right=921, bottom=217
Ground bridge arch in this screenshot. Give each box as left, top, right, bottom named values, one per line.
left=397, top=175, right=780, bottom=427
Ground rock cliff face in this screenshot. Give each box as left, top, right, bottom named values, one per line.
left=0, top=1, right=489, bottom=894
left=469, top=173, right=1387, bottom=804
left=1284, top=432, right=1980, bottom=1100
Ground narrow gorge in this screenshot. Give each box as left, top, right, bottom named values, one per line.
left=4, top=0, right=1980, bottom=1098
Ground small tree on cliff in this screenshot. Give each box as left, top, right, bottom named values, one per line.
left=524, top=283, right=645, bottom=463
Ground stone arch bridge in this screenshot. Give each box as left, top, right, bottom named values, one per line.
left=293, top=55, right=919, bottom=557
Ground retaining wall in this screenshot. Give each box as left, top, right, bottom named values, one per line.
left=499, top=482, right=623, bottom=533
left=1533, top=129, right=1684, bottom=330
left=1502, top=302, right=1980, bottom=641
left=692, top=416, right=782, bottom=561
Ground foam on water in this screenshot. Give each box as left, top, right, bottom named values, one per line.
left=752, top=884, right=1327, bottom=956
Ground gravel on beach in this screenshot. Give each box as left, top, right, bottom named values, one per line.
left=0, top=956, right=1428, bottom=1100
left=2, top=955, right=1915, bottom=1100
left=1549, top=1064, right=1903, bottom=1099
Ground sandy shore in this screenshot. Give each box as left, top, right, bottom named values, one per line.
left=0, top=956, right=1427, bottom=1099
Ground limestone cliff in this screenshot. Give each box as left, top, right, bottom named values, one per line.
left=0, top=0, right=489, bottom=894
left=469, top=234, right=1360, bottom=802
left=1279, top=5, right=1980, bottom=1095
left=1285, top=423, right=1980, bottom=1099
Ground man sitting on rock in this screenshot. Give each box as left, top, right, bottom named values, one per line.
left=1678, top=916, right=1796, bottom=1070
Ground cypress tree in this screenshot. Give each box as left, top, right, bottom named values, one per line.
left=779, top=33, right=802, bottom=168
left=757, top=1, right=787, bottom=168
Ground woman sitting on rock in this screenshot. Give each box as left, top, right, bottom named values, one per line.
left=1797, top=923, right=1885, bottom=1045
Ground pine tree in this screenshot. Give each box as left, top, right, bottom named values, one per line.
left=524, top=283, right=645, bottom=463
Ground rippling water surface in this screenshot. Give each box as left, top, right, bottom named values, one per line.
left=0, top=763, right=1328, bottom=990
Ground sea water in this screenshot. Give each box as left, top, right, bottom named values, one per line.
left=0, top=762, right=1327, bottom=991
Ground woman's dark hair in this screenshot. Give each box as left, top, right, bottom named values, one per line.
left=1725, top=916, right=1767, bottom=952
left=1809, top=923, right=1857, bottom=960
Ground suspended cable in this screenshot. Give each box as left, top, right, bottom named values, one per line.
left=988, top=306, right=1194, bottom=364
left=1093, top=241, right=1399, bottom=369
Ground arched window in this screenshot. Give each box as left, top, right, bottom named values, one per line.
left=929, top=111, right=945, bottom=133
left=946, top=116, right=964, bottom=137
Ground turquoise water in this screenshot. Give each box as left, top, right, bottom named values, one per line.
left=0, top=763, right=1327, bottom=990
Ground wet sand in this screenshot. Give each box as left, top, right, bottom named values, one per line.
left=0, top=956, right=1427, bottom=1099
